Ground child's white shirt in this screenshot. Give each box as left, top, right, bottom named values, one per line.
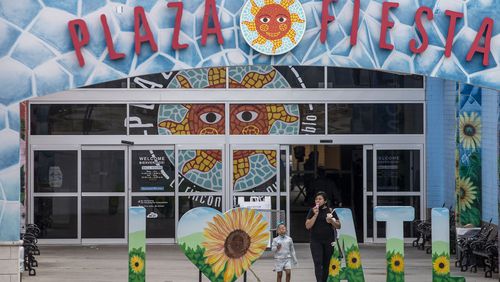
left=271, top=235, right=298, bottom=265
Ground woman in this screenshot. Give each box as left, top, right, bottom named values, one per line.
left=305, top=191, right=341, bottom=282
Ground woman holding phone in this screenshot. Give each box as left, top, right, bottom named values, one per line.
left=305, top=191, right=341, bottom=282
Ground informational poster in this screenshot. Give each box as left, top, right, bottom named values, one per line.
left=131, top=150, right=175, bottom=193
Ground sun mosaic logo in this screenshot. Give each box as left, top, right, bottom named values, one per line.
left=240, top=0, right=306, bottom=55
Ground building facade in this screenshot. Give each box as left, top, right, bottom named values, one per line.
left=0, top=0, right=499, bottom=279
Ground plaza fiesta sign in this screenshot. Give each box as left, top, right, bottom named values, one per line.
left=68, top=0, right=494, bottom=67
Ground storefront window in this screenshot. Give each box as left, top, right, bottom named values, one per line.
left=81, top=196, right=125, bottom=239
left=230, top=104, right=325, bottom=135
left=131, top=150, right=175, bottom=193
left=327, top=68, right=423, bottom=88
left=34, top=151, right=77, bottom=193
left=376, top=150, right=420, bottom=192
left=179, top=196, right=222, bottom=218
left=81, top=150, right=125, bottom=193
left=233, top=150, right=277, bottom=192
left=328, top=104, right=424, bottom=134
left=30, top=104, right=127, bottom=135
left=34, top=197, right=78, bottom=239
left=132, top=196, right=175, bottom=239
left=177, top=149, right=223, bottom=192
left=129, top=104, right=225, bottom=135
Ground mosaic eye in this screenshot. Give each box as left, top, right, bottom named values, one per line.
left=260, top=16, right=270, bottom=23
left=277, top=16, right=287, bottom=23
left=236, top=111, right=258, bottom=122
left=200, top=112, right=223, bottom=124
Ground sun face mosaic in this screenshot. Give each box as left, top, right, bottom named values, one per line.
left=241, top=0, right=306, bottom=55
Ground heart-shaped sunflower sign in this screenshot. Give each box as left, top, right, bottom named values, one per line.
left=177, top=207, right=270, bottom=282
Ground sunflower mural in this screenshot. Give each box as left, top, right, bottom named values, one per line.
left=456, top=85, right=482, bottom=227
left=327, top=209, right=365, bottom=282
left=241, top=0, right=306, bottom=55
left=128, top=207, right=146, bottom=282
left=177, top=208, right=270, bottom=282
left=431, top=208, right=465, bottom=282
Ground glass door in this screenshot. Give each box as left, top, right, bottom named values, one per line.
left=31, top=145, right=80, bottom=244
left=175, top=145, right=225, bottom=242
left=129, top=146, right=176, bottom=243
left=363, top=145, right=374, bottom=243
left=372, top=144, right=424, bottom=243
left=81, top=146, right=127, bottom=244
left=229, top=145, right=288, bottom=238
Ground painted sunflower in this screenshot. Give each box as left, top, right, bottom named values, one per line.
left=347, top=250, right=361, bottom=270
left=459, top=112, right=481, bottom=150
left=456, top=177, right=477, bottom=212
left=329, top=257, right=341, bottom=277
left=433, top=256, right=450, bottom=276
left=202, top=208, right=269, bottom=282
left=390, top=254, right=404, bottom=273
left=130, top=255, right=145, bottom=274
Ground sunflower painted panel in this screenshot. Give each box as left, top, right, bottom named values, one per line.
left=375, top=206, right=415, bottom=282
left=230, top=104, right=325, bottom=135
left=129, top=104, right=225, bottom=136
left=327, top=208, right=365, bottom=282
left=128, top=207, right=146, bottom=282
left=177, top=149, right=223, bottom=193
left=456, top=85, right=482, bottom=227
left=177, top=208, right=269, bottom=282
left=233, top=150, right=277, bottom=192
left=431, top=208, right=466, bottom=282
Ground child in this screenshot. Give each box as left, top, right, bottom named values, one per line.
left=272, top=223, right=298, bottom=282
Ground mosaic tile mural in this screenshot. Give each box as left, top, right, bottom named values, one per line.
left=456, top=85, right=482, bottom=227
left=233, top=150, right=277, bottom=192
left=174, top=149, right=223, bottom=193
left=0, top=0, right=499, bottom=103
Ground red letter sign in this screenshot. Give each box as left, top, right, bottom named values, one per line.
left=202, top=0, right=224, bottom=46
left=410, top=6, right=433, bottom=54
left=351, top=0, right=360, bottom=46
left=466, top=17, right=494, bottom=66
left=380, top=2, right=399, bottom=50
left=134, top=6, right=158, bottom=55
left=444, top=10, right=464, bottom=58
left=68, top=19, right=90, bottom=67
left=168, top=2, right=189, bottom=50
left=320, top=0, right=337, bottom=44
left=100, top=15, right=125, bottom=60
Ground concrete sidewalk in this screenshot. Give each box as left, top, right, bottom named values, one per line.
left=22, top=244, right=496, bottom=282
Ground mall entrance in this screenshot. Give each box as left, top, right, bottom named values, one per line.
left=26, top=66, right=426, bottom=244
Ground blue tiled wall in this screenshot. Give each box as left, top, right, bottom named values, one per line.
left=426, top=78, right=457, bottom=209
left=482, top=89, right=499, bottom=224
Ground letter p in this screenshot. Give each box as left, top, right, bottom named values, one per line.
left=68, top=19, right=90, bottom=67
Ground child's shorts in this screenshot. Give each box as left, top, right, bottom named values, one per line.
left=274, top=258, right=292, bottom=272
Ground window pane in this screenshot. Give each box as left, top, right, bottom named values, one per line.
left=34, top=151, right=77, bottom=193
left=177, top=150, right=223, bottom=192
left=179, top=196, right=222, bottom=219
left=132, top=196, right=175, bottom=239
left=230, top=104, right=325, bottom=135
left=82, top=197, right=125, bottom=238
left=30, top=104, right=127, bottom=135
left=233, top=150, right=277, bottom=192
left=328, top=104, right=423, bottom=134
left=366, top=150, right=373, bottom=192
left=376, top=196, right=420, bottom=238
left=327, top=68, right=423, bottom=88
left=129, top=104, right=225, bottom=136
left=82, top=150, right=125, bottom=193
left=131, top=150, right=175, bottom=193
left=377, top=150, right=420, bottom=192
left=34, top=197, right=77, bottom=239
